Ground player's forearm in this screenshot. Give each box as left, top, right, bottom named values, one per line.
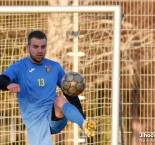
left=0, top=74, right=11, bottom=90
left=64, top=93, right=86, bottom=119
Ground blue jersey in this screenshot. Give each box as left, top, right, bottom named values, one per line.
left=3, top=57, right=65, bottom=128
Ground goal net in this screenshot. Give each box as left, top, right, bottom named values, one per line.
left=0, top=6, right=121, bottom=145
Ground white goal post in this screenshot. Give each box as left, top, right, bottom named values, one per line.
left=0, top=6, right=121, bottom=145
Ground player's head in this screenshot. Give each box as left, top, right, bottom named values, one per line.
left=27, top=30, right=47, bottom=45
left=26, top=30, right=47, bottom=64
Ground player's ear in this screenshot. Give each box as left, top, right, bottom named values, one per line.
left=26, top=44, right=30, bottom=53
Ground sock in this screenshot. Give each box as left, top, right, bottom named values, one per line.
left=62, top=102, right=85, bottom=128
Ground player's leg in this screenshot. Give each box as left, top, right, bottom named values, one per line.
left=50, top=103, right=67, bottom=134
left=51, top=96, right=96, bottom=137
left=54, top=96, right=85, bottom=127
left=27, top=116, right=53, bottom=145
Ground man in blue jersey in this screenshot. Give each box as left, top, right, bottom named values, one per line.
left=0, top=30, right=96, bottom=145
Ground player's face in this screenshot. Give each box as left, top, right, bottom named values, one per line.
left=27, top=38, right=47, bottom=64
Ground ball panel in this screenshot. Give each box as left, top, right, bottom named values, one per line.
left=74, top=74, right=83, bottom=82
left=61, top=80, right=70, bottom=89
left=68, top=87, right=77, bottom=95
left=76, top=83, right=85, bottom=92
left=66, top=72, right=74, bottom=81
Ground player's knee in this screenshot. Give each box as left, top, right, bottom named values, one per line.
left=54, top=96, right=68, bottom=119
left=54, top=96, right=68, bottom=109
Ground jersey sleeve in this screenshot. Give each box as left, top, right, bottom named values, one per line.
left=2, top=62, right=20, bottom=83
left=57, top=63, right=65, bottom=89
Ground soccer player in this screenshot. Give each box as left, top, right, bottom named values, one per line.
left=0, top=30, right=96, bottom=145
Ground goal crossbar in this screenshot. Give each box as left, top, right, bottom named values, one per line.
left=0, top=6, right=120, bottom=13
left=0, top=6, right=121, bottom=145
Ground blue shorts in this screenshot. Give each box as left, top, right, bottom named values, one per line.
left=27, top=108, right=67, bottom=145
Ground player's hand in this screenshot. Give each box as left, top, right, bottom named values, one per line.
left=7, top=83, right=20, bottom=93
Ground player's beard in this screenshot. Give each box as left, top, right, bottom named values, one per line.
left=29, top=53, right=45, bottom=64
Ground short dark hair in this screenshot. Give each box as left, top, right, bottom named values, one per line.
left=27, top=30, right=47, bottom=45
